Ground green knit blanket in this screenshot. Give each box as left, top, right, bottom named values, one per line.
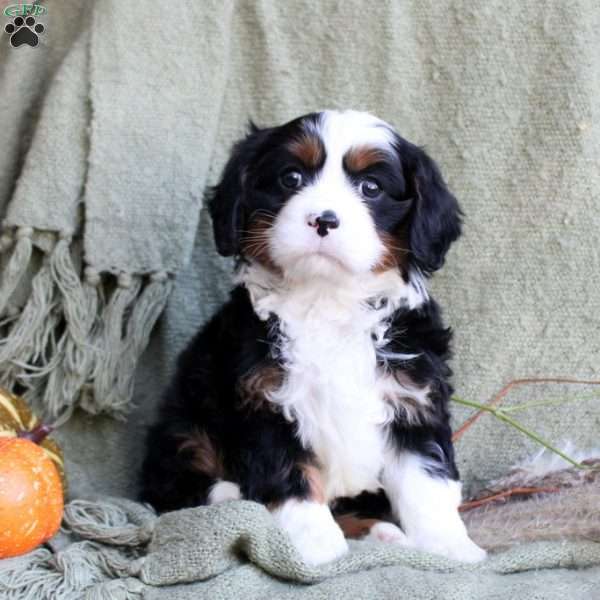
left=1, top=498, right=599, bottom=599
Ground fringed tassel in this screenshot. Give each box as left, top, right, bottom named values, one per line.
left=0, top=247, right=57, bottom=396
left=78, top=269, right=106, bottom=413
left=85, top=578, right=144, bottom=600
left=0, top=499, right=155, bottom=598
left=63, top=498, right=156, bottom=546
left=113, top=272, right=173, bottom=410
left=0, top=541, right=143, bottom=600
left=90, top=274, right=142, bottom=416
left=0, top=227, right=173, bottom=418
left=0, top=547, right=57, bottom=600
left=43, top=234, right=100, bottom=418
left=20, top=308, right=64, bottom=413
left=0, top=227, right=33, bottom=316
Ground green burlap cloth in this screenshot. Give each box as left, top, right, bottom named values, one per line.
left=1, top=498, right=599, bottom=599
left=1, top=0, right=599, bottom=597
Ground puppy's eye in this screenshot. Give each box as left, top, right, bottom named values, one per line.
left=359, top=177, right=383, bottom=199
left=280, top=169, right=303, bottom=190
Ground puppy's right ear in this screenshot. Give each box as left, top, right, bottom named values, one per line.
left=209, top=123, right=268, bottom=256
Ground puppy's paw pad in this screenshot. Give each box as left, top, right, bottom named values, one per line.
left=366, top=521, right=410, bottom=545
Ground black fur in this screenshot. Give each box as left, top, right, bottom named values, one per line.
left=208, top=124, right=271, bottom=256
left=381, top=299, right=459, bottom=480
left=142, top=286, right=315, bottom=511
left=395, top=136, right=463, bottom=275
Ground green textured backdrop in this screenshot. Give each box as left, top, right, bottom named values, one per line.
left=2, top=2, right=600, bottom=598
left=1, top=0, right=598, bottom=500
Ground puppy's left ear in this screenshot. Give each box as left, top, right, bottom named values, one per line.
left=405, top=146, right=462, bottom=274
left=209, top=123, right=269, bottom=257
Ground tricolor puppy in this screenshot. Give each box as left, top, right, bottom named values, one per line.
left=141, top=110, right=486, bottom=565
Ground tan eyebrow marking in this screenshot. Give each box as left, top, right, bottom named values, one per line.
left=288, top=132, right=325, bottom=169
left=344, top=145, right=389, bottom=172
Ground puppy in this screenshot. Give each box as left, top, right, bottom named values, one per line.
left=141, top=110, right=486, bottom=565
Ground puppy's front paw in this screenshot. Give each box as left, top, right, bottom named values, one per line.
left=272, top=499, right=349, bottom=565
left=413, top=532, right=487, bottom=563
left=293, top=522, right=349, bottom=566
left=447, top=536, right=487, bottom=563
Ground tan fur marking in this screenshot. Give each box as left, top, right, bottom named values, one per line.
left=177, top=429, right=225, bottom=479
left=335, top=513, right=381, bottom=539
left=344, top=145, right=389, bottom=172
left=238, top=363, right=284, bottom=410
left=266, top=463, right=325, bottom=510
left=300, top=463, right=326, bottom=504
left=373, top=230, right=409, bottom=273
left=288, top=133, right=324, bottom=169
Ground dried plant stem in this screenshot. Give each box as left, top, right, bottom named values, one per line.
left=452, top=377, right=600, bottom=442
left=459, top=486, right=561, bottom=512
left=17, top=423, right=53, bottom=444
left=452, top=395, right=590, bottom=469
left=500, top=392, right=600, bottom=413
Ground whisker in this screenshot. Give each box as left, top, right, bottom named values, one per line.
left=251, top=209, right=276, bottom=219
left=243, top=245, right=270, bottom=259
left=383, top=242, right=412, bottom=255
left=243, top=235, right=268, bottom=245
left=244, top=234, right=269, bottom=241
left=239, top=226, right=272, bottom=235
left=242, top=240, right=270, bottom=254
left=240, top=219, right=275, bottom=238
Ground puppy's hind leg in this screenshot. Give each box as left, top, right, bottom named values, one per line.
left=207, top=480, right=242, bottom=504
left=140, top=422, right=225, bottom=512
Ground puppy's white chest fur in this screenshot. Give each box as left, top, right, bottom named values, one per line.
left=274, top=290, right=387, bottom=500
left=240, top=263, right=421, bottom=501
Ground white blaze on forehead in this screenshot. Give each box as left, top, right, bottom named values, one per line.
left=316, top=110, right=396, bottom=166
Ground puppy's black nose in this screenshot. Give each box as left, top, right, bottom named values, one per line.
left=315, top=210, right=339, bottom=237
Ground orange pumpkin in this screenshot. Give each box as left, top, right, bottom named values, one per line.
left=0, top=437, right=64, bottom=558
left=0, top=388, right=66, bottom=490
left=0, top=389, right=65, bottom=559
